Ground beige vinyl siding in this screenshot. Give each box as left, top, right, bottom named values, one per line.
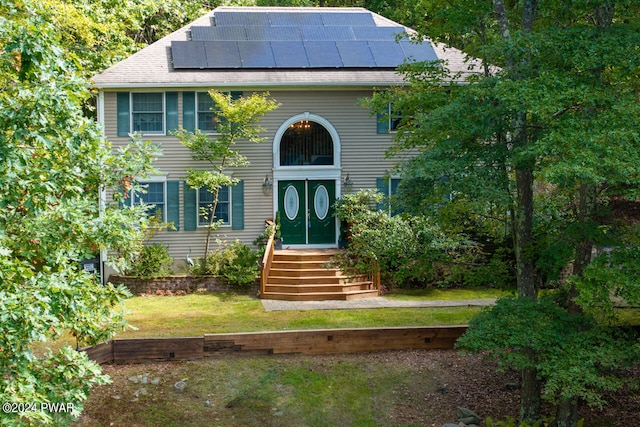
left=102, top=89, right=401, bottom=268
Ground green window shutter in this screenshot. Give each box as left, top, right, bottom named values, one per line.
left=183, top=181, right=197, bottom=231
left=376, top=177, right=389, bottom=211
left=230, top=91, right=243, bottom=100
left=167, top=181, right=180, bottom=231
left=117, top=188, right=126, bottom=209
left=376, top=112, right=390, bottom=134
left=231, top=180, right=244, bottom=230
left=166, top=92, right=179, bottom=134
left=117, top=92, right=130, bottom=136
left=183, top=91, right=195, bottom=132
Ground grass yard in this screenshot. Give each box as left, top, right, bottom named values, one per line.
left=35, top=289, right=506, bottom=352
left=121, top=291, right=489, bottom=339
left=384, top=287, right=509, bottom=301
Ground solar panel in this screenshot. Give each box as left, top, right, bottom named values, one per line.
left=352, top=26, right=407, bottom=41
left=368, top=41, right=406, bottom=67
left=304, top=41, right=343, bottom=67
left=245, top=26, right=301, bottom=41
left=321, top=12, right=375, bottom=26
left=270, top=12, right=323, bottom=26
left=176, top=10, right=436, bottom=69
left=301, top=26, right=354, bottom=41
left=215, top=11, right=270, bottom=26
left=271, top=41, right=310, bottom=67
left=191, top=26, right=246, bottom=41
left=171, top=41, right=207, bottom=69
left=400, top=40, right=438, bottom=63
left=336, top=41, right=375, bottom=67
left=238, top=41, right=276, bottom=67
left=204, top=41, right=241, bottom=68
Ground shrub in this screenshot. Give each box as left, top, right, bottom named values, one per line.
left=196, top=240, right=259, bottom=289
left=253, top=222, right=277, bottom=253
left=126, top=243, right=173, bottom=278
left=334, top=189, right=476, bottom=288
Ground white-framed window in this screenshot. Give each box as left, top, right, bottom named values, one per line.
left=377, top=102, right=403, bottom=134
left=196, top=92, right=220, bottom=133
left=387, top=103, right=403, bottom=132
left=131, top=92, right=165, bottom=135
left=131, top=181, right=166, bottom=221
left=197, top=186, right=231, bottom=227
left=195, top=91, right=240, bottom=133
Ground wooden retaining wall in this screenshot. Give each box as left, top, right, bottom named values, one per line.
left=80, top=326, right=468, bottom=364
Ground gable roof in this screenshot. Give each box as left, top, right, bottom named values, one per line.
left=92, top=6, right=478, bottom=89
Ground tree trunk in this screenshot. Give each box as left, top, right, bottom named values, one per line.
left=568, top=182, right=598, bottom=313
left=514, top=166, right=537, bottom=299
left=494, top=0, right=541, bottom=421
left=520, top=362, right=542, bottom=423
left=203, top=187, right=221, bottom=259
left=554, top=398, right=579, bottom=427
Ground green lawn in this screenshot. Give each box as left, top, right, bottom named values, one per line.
left=384, top=287, right=510, bottom=300
left=42, top=288, right=639, bottom=351
left=35, top=289, right=501, bottom=352
left=120, top=291, right=484, bottom=339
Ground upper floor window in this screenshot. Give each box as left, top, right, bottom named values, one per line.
left=131, top=93, right=164, bottom=135
left=280, top=120, right=334, bottom=166
left=198, top=186, right=230, bottom=226
left=181, top=91, right=242, bottom=134
left=377, top=103, right=403, bottom=134
left=196, top=92, right=220, bottom=133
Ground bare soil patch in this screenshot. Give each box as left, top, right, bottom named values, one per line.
left=76, top=350, right=638, bottom=426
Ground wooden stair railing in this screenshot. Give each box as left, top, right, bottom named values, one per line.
left=371, top=259, right=381, bottom=296
left=259, top=221, right=276, bottom=298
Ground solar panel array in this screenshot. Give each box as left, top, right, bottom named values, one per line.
left=172, top=10, right=437, bottom=69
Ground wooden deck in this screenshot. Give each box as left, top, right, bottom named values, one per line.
left=261, top=249, right=379, bottom=301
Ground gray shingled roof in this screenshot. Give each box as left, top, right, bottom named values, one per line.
left=92, top=6, right=479, bottom=89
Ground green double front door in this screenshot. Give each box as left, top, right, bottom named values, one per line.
left=278, top=180, right=336, bottom=245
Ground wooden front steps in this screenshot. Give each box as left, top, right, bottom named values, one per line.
left=262, top=249, right=379, bottom=301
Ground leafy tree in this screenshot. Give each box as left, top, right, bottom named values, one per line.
left=173, top=91, right=279, bottom=257
left=371, top=0, right=640, bottom=424
left=333, top=190, right=478, bottom=289
left=0, top=1, right=159, bottom=425
left=457, top=297, right=638, bottom=425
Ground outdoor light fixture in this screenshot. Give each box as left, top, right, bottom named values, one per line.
left=342, top=173, right=353, bottom=192
left=262, top=174, right=273, bottom=196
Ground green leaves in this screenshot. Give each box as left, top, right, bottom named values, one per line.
left=334, top=190, right=476, bottom=288
left=174, top=91, right=279, bottom=257
left=0, top=2, right=158, bottom=425
left=376, top=1, right=640, bottom=422
left=457, top=297, right=638, bottom=408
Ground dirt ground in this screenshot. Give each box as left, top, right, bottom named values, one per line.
left=77, top=349, right=639, bottom=427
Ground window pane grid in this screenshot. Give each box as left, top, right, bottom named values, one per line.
left=388, top=104, right=402, bottom=132
left=198, top=187, right=230, bottom=226
left=196, top=92, right=222, bottom=133
left=132, top=93, right=164, bottom=134
left=135, top=182, right=165, bottom=220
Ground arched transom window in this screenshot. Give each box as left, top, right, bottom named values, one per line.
left=279, top=120, right=334, bottom=166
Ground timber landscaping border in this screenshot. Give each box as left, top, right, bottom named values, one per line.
left=81, top=326, right=468, bottom=364
left=108, top=275, right=259, bottom=296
